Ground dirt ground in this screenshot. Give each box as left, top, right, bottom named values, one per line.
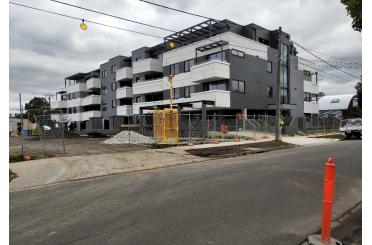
left=9, top=135, right=148, bottom=160
left=185, top=140, right=294, bottom=158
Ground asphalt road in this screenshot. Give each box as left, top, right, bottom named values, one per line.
left=10, top=140, right=362, bottom=245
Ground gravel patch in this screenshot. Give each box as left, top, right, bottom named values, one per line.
left=103, top=131, right=154, bottom=145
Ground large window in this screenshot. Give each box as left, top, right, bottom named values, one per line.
left=304, top=92, right=319, bottom=102
left=173, top=88, right=181, bottom=99
left=184, top=59, right=194, bottom=72
left=112, top=100, right=117, bottom=108
left=111, top=65, right=117, bottom=73
left=208, top=82, right=226, bottom=91
left=102, top=86, right=107, bottom=95
left=101, top=70, right=107, bottom=78
left=102, top=103, right=107, bottom=111
left=231, top=80, right=245, bottom=93
left=111, top=82, right=117, bottom=91
left=135, top=96, right=142, bottom=103
left=170, top=63, right=180, bottom=75
left=208, top=51, right=225, bottom=61
left=184, top=86, right=191, bottom=98
left=231, top=49, right=245, bottom=58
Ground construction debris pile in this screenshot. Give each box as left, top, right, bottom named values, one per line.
left=103, top=131, right=154, bottom=145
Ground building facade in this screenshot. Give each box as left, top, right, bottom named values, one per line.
left=51, top=19, right=319, bottom=132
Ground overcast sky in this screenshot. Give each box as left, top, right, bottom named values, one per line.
left=9, top=0, right=362, bottom=108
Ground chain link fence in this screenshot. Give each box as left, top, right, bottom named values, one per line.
left=9, top=104, right=66, bottom=160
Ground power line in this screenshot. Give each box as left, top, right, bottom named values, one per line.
left=290, top=38, right=361, bottom=79
left=138, top=0, right=212, bottom=20
left=307, top=49, right=361, bottom=64
left=307, top=59, right=361, bottom=66
left=49, top=0, right=176, bottom=32
left=9, top=2, right=163, bottom=39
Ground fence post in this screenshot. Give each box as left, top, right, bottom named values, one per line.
left=60, top=110, right=66, bottom=154
left=235, top=115, right=238, bottom=136
left=19, top=94, right=24, bottom=158
left=188, top=112, right=191, bottom=144
left=42, top=109, right=46, bottom=157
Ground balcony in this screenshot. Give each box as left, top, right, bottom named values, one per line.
left=133, top=78, right=164, bottom=95
left=116, top=67, right=133, bottom=81
left=86, top=78, right=101, bottom=90
left=304, top=101, right=319, bottom=114
left=133, top=58, right=163, bottom=74
left=65, top=82, right=87, bottom=93
left=132, top=90, right=231, bottom=114
left=117, top=105, right=133, bottom=116
left=50, top=100, right=67, bottom=109
left=304, top=80, right=319, bottom=94
left=116, top=87, right=133, bottom=99
left=190, top=60, right=230, bottom=83
left=81, top=95, right=101, bottom=106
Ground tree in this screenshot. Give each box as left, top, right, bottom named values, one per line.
left=341, top=0, right=362, bottom=32
left=24, top=97, right=50, bottom=122
left=355, top=81, right=362, bottom=110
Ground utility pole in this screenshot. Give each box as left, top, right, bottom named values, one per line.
left=19, top=93, right=24, bottom=157
left=275, top=26, right=282, bottom=141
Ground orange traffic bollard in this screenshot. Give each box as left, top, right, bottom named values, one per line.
left=320, top=157, right=336, bottom=244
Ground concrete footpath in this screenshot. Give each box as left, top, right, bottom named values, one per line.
left=9, top=136, right=339, bottom=192
left=9, top=148, right=205, bottom=191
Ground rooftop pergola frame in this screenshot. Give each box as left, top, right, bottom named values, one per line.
left=64, top=69, right=100, bottom=87
left=163, top=19, right=229, bottom=51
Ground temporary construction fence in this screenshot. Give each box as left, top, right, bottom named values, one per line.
left=9, top=106, right=67, bottom=159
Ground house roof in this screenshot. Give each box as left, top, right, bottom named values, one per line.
left=318, top=94, right=356, bottom=111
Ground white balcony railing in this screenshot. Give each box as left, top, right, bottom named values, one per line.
left=86, top=78, right=101, bottom=90
left=116, top=67, right=133, bottom=81
left=50, top=100, right=67, bottom=109
left=190, top=60, right=230, bottom=83
left=133, top=58, right=163, bottom=74
left=132, top=90, right=231, bottom=114
left=116, top=87, right=133, bottom=99
left=80, top=95, right=101, bottom=106
left=133, top=78, right=164, bottom=95
left=117, top=105, right=133, bottom=116
left=304, top=80, right=319, bottom=94
left=304, top=101, right=319, bottom=114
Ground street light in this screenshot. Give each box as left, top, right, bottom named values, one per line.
left=80, top=19, right=87, bottom=31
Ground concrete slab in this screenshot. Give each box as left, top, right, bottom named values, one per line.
left=307, top=234, right=342, bottom=245
left=282, top=136, right=339, bottom=146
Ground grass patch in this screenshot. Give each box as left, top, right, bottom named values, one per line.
left=9, top=169, right=17, bottom=182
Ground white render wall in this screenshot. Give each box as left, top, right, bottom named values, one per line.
left=162, top=32, right=268, bottom=66
left=304, top=101, right=319, bottom=114
left=132, top=58, right=162, bottom=74
left=132, top=90, right=231, bottom=114
left=304, top=80, right=319, bottom=94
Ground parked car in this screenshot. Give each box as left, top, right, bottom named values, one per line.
left=339, top=118, right=362, bottom=139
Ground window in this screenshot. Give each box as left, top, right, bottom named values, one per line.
left=173, top=88, right=181, bottom=99
left=258, top=37, right=269, bottom=46
left=101, top=70, right=107, bottom=78
left=252, top=28, right=257, bottom=40
left=112, top=100, right=117, bottom=108
left=185, top=86, right=190, bottom=98
left=331, top=99, right=340, bottom=103
left=208, top=52, right=225, bottom=61
left=102, top=86, right=107, bottom=95
left=135, top=57, right=142, bottom=61
left=102, top=103, right=107, bottom=112
left=72, top=92, right=77, bottom=99
left=135, top=77, right=141, bottom=83
left=170, top=63, right=180, bottom=75
left=303, top=70, right=311, bottom=77
left=231, top=49, right=245, bottom=58
left=267, top=86, right=273, bottom=98
left=280, top=43, right=289, bottom=104
left=304, top=92, right=312, bottom=102
left=184, top=59, right=194, bottom=72
left=72, top=107, right=77, bottom=113
left=231, top=80, right=245, bottom=93
left=267, top=61, right=272, bottom=73
left=111, top=65, right=117, bottom=73
left=111, top=82, right=117, bottom=91
left=208, top=82, right=226, bottom=91
left=135, top=96, right=142, bottom=103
